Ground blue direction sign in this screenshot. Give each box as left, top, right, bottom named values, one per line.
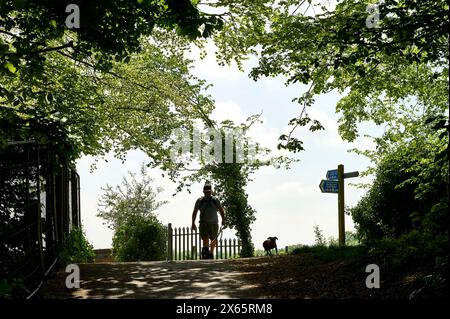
left=326, top=169, right=339, bottom=180
left=319, top=180, right=339, bottom=193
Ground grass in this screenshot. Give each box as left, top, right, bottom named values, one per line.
left=290, top=244, right=368, bottom=262
left=252, top=241, right=367, bottom=260
left=253, top=243, right=305, bottom=257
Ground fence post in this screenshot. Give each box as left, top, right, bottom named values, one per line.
left=35, top=146, right=45, bottom=274
left=167, top=225, right=247, bottom=260
left=167, top=223, right=173, bottom=260
left=285, top=246, right=288, bottom=254
left=195, top=229, right=202, bottom=259
left=186, top=227, right=189, bottom=260
left=188, top=227, right=191, bottom=260
left=174, top=227, right=178, bottom=260
left=238, top=240, right=241, bottom=257
left=45, top=145, right=55, bottom=260
left=182, top=227, right=186, bottom=260
left=190, top=227, right=195, bottom=259
left=225, top=239, right=228, bottom=259
left=178, top=227, right=181, bottom=260
left=216, top=240, right=220, bottom=259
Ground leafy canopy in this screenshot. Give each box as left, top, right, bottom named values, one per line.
left=0, top=0, right=223, bottom=75
left=208, top=0, right=449, bottom=151
left=1, top=29, right=215, bottom=165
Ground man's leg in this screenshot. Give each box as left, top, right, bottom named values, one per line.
left=201, top=238, right=210, bottom=259
left=210, top=238, right=216, bottom=254
left=208, top=224, right=219, bottom=258
left=207, top=239, right=215, bottom=259
left=200, top=223, right=210, bottom=259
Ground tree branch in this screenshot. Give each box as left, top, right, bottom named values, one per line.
left=57, top=49, right=216, bottom=132
left=0, top=30, right=20, bottom=38
left=0, top=41, right=74, bottom=56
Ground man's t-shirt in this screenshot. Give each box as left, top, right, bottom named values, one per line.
left=195, top=196, right=222, bottom=224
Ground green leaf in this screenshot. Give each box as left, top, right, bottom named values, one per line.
left=4, top=63, right=16, bottom=74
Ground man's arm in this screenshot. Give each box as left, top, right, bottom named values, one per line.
left=218, top=206, right=226, bottom=226
left=192, top=207, right=198, bottom=231
left=192, top=198, right=201, bottom=230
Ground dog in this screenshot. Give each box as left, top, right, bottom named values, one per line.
left=263, top=237, right=278, bottom=255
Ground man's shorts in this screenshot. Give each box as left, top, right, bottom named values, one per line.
left=199, top=222, right=219, bottom=240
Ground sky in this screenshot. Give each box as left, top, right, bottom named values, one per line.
left=76, top=40, right=382, bottom=250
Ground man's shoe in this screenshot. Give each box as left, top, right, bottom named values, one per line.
left=201, top=247, right=209, bottom=259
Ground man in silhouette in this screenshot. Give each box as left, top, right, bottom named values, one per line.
left=192, top=183, right=226, bottom=259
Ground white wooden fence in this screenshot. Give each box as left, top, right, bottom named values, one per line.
left=167, top=223, right=242, bottom=260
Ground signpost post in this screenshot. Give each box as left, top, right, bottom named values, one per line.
left=319, top=165, right=359, bottom=246
left=338, top=165, right=345, bottom=246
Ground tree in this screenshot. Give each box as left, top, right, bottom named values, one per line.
left=1, top=0, right=226, bottom=166
left=4, top=1, right=446, bottom=155
left=167, top=116, right=295, bottom=257
left=1, top=30, right=214, bottom=166
left=97, top=163, right=167, bottom=231
left=0, top=0, right=288, bottom=260
left=209, top=0, right=448, bottom=152
left=98, top=163, right=168, bottom=261
left=0, top=0, right=223, bottom=76
left=206, top=1, right=449, bottom=250
left=313, top=225, right=326, bottom=246
left=0, top=0, right=279, bottom=165
left=351, top=115, right=449, bottom=243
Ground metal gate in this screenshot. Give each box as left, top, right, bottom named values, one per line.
left=0, top=141, right=80, bottom=297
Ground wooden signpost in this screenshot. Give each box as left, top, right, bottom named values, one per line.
left=319, top=164, right=359, bottom=246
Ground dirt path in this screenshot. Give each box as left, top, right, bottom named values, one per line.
left=41, top=258, right=264, bottom=299
left=41, top=254, right=427, bottom=299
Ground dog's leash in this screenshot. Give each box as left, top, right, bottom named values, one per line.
left=211, top=224, right=224, bottom=247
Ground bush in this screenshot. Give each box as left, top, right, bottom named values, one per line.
left=350, top=132, right=448, bottom=244
left=112, top=217, right=167, bottom=262
left=239, top=242, right=255, bottom=258
left=0, top=278, right=29, bottom=299
left=291, top=246, right=312, bottom=255
left=368, top=230, right=449, bottom=272
left=368, top=230, right=449, bottom=298
left=59, top=227, right=95, bottom=265
left=348, top=118, right=449, bottom=297
left=291, top=244, right=367, bottom=261
left=350, top=148, right=420, bottom=242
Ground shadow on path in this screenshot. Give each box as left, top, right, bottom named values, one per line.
left=42, top=259, right=265, bottom=299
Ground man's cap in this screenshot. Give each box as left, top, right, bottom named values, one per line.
left=203, top=183, right=212, bottom=192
